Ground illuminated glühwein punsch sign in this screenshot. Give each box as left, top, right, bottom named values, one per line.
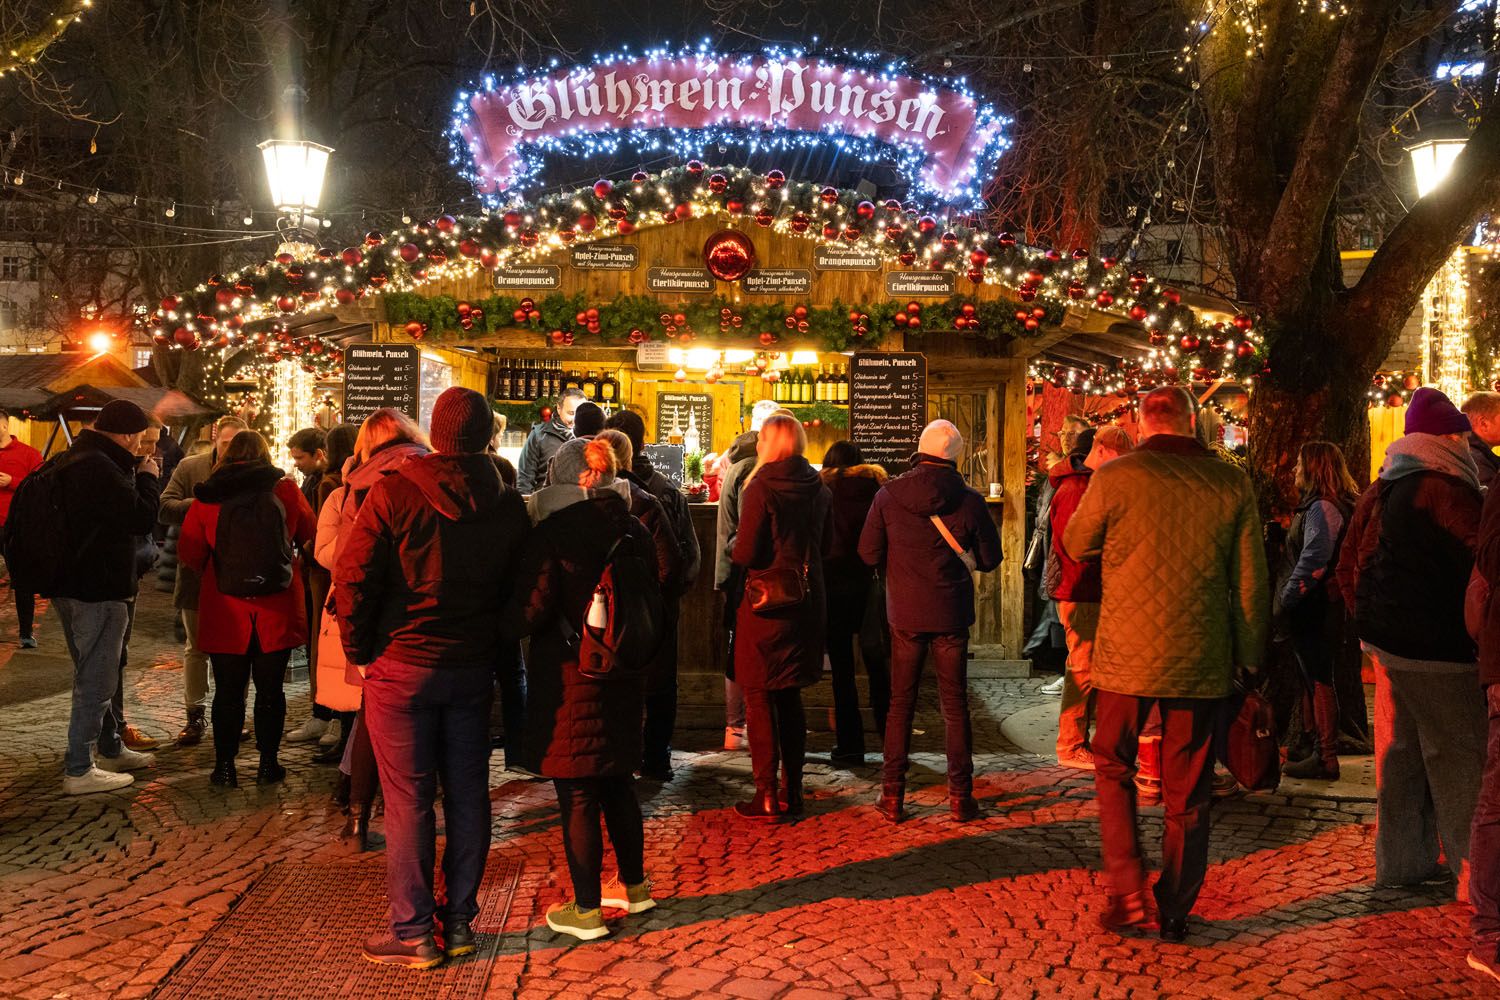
left=451, top=47, right=1009, bottom=208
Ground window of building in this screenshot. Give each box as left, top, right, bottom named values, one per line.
left=1165, top=239, right=1186, bottom=266
left=0, top=256, right=22, bottom=281
left=0, top=299, right=17, bottom=329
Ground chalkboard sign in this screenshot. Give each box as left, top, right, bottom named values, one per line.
left=655, top=391, right=713, bottom=448
left=641, top=443, right=685, bottom=489
left=343, top=343, right=420, bottom=424
left=850, top=352, right=927, bottom=474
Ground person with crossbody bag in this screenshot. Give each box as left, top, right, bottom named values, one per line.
left=729, top=414, right=831, bottom=823
left=858, top=420, right=1002, bottom=824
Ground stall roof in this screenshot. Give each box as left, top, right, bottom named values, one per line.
left=28, top=384, right=221, bottom=423
left=0, top=352, right=127, bottom=390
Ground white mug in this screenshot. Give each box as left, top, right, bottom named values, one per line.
left=988, top=482, right=1003, bottom=498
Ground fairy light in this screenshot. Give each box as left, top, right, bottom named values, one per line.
left=1424, top=248, right=1471, bottom=402
left=270, top=363, right=318, bottom=476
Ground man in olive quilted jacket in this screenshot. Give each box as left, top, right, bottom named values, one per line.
left=1064, top=386, right=1268, bottom=942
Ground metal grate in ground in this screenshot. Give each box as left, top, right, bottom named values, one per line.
left=152, top=855, right=523, bottom=1000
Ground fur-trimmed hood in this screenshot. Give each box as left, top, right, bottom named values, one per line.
left=820, top=463, right=888, bottom=486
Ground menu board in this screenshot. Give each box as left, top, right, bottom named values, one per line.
left=344, top=343, right=420, bottom=424
left=850, top=352, right=927, bottom=473
left=641, top=444, right=685, bottom=489
left=655, top=392, right=713, bottom=446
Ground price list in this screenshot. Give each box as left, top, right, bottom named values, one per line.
left=850, top=352, right=927, bottom=474
left=343, top=343, right=420, bottom=424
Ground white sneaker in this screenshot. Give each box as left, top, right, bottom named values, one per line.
left=97, top=747, right=154, bottom=773
left=63, top=767, right=134, bottom=795
left=318, top=718, right=343, bottom=747
left=723, top=725, right=747, bottom=751
left=1041, top=675, right=1066, bottom=696
left=286, top=718, right=329, bottom=743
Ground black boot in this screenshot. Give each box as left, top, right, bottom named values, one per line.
left=340, top=801, right=386, bottom=852
left=782, top=763, right=804, bottom=818
left=733, top=781, right=787, bottom=822
left=210, top=760, right=237, bottom=788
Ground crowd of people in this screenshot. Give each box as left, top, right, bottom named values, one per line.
left=9, top=377, right=1500, bottom=983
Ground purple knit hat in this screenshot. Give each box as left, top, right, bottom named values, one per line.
left=1404, top=387, right=1471, bottom=436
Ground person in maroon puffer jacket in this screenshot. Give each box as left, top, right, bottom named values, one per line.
left=1048, top=426, right=1134, bottom=770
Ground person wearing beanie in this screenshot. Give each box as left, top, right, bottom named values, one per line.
left=858, top=417, right=1002, bottom=825
left=569, top=401, right=606, bottom=441
left=517, top=387, right=584, bottom=494
left=336, top=386, right=531, bottom=968
left=13, top=399, right=163, bottom=795
left=1339, top=384, right=1485, bottom=901
left=501, top=433, right=662, bottom=942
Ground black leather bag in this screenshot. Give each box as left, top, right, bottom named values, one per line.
left=746, top=562, right=808, bottom=613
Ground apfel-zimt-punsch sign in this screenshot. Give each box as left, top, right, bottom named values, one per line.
left=450, top=47, right=1009, bottom=207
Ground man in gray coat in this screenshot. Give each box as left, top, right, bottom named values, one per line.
left=157, top=415, right=244, bottom=746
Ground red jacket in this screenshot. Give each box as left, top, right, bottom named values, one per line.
left=178, top=465, right=315, bottom=656
left=0, top=436, right=42, bottom=526
left=1048, top=458, right=1100, bottom=602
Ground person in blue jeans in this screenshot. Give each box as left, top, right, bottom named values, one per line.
left=858, top=420, right=1002, bottom=823
left=336, top=388, right=531, bottom=969
left=32, top=400, right=163, bottom=796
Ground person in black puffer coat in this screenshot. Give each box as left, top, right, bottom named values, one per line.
left=730, top=414, right=830, bottom=823
left=503, top=436, right=661, bottom=943
left=819, top=440, right=889, bottom=766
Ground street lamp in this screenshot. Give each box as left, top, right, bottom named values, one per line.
left=1407, top=136, right=1467, bottom=198
left=258, top=137, right=332, bottom=255
left=1407, top=134, right=1470, bottom=400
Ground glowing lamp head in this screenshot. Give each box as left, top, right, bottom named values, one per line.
left=1407, top=136, right=1467, bottom=198
left=87, top=331, right=113, bottom=354
left=258, top=138, right=334, bottom=215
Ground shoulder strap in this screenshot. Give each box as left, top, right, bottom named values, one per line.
left=930, top=514, right=965, bottom=558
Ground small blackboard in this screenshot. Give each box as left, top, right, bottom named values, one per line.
left=850, top=352, right=927, bottom=474
left=343, top=343, right=420, bottom=424
left=655, top=392, right=713, bottom=447
left=642, top=443, right=685, bottom=489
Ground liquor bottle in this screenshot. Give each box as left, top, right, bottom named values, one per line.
left=783, top=368, right=798, bottom=403
left=816, top=365, right=829, bottom=402
left=583, top=370, right=599, bottom=400
left=526, top=360, right=540, bottom=401
left=798, top=367, right=812, bottom=404
left=600, top=369, right=619, bottom=403
left=494, top=359, right=509, bottom=400
left=562, top=368, right=579, bottom=392
left=684, top=411, right=700, bottom=455
left=668, top=416, right=684, bottom=446
left=548, top=360, right=561, bottom=399
left=838, top=364, right=850, bottom=404
left=774, top=370, right=786, bottom=403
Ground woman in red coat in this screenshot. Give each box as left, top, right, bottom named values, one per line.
left=179, top=431, right=315, bottom=788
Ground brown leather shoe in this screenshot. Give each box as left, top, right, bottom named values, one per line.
left=950, top=796, right=980, bottom=822
left=121, top=725, right=159, bottom=751
left=177, top=708, right=206, bottom=747
left=733, top=785, right=787, bottom=822
left=875, top=786, right=905, bottom=823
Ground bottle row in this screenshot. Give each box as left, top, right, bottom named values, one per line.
left=492, top=359, right=620, bottom=404
left=771, top=365, right=850, bottom=406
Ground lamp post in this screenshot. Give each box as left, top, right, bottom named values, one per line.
left=1407, top=135, right=1470, bottom=401
left=258, top=137, right=332, bottom=258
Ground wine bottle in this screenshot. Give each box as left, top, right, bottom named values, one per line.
left=583, top=370, right=599, bottom=400
left=838, top=364, right=850, bottom=404
left=600, top=370, right=619, bottom=403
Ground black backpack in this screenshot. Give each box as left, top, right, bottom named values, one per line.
left=2, top=450, right=93, bottom=597
left=571, top=527, right=666, bottom=681
left=212, top=488, right=294, bottom=597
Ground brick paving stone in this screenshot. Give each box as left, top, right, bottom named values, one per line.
left=0, top=589, right=1494, bottom=999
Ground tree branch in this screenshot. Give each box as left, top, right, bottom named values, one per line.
left=0, top=0, right=92, bottom=75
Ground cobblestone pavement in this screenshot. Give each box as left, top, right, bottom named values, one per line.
left=0, top=589, right=1491, bottom=999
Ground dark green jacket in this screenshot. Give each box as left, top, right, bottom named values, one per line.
left=1063, top=434, right=1268, bottom=699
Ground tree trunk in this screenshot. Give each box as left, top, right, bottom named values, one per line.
left=1248, top=350, right=1372, bottom=511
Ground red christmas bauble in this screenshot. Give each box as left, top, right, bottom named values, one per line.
left=1403, top=374, right=1420, bottom=391
left=557, top=226, right=576, bottom=243
left=550, top=329, right=567, bottom=344
left=436, top=214, right=457, bottom=233
left=540, top=405, right=554, bottom=422
left=842, top=225, right=862, bottom=243
left=368, top=271, right=388, bottom=287
left=404, top=321, right=425, bottom=340
left=856, top=200, right=876, bottom=220
left=820, top=186, right=839, bottom=204
left=577, top=213, right=597, bottom=232
left=277, top=295, right=297, bottom=312
left=502, top=210, right=523, bottom=228
left=766, top=169, right=786, bottom=188
left=399, top=243, right=420, bottom=263
left=1235, top=341, right=1257, bottom=359
left=173, top=327, right=197, bottom=349
left=276, top=252, right=295, bottom=265
left=759, top=331, right=777, bottom=346
left=364, top=231, right=385, bottom=247
left=631, top=171, right=649, bottom=184
left=1071, top=248, right=1090, bottom=260
left=686, top=160, right=705, bottom=177
left=997, top=232, right=1017, bottom=247
left=1128, top=304, right=1149, bottom=321
left=1388, top=392, right=1404, bottom=407
left=606, top=204, right=628, bottom=221
left=1067, top=282, right=1086, bottom=301
left=969, top=250, right=989, bottom=267
left=789, top=212, right=811, bottom=234
left=898, top=250, right=916, bottom=266
left=628, top=328, right=647, bottom=344
left=1163, top=288, right=1182, bottom=305
left=341, top=247, right=363, bottom=266
left=1095, top=290, right=1115, bottom=307
left=1232, top=313, right=1254, bottom=332
left=1148, top=329, right=1168, bottom=347
left=1102, top=256, right=1118, bottom=269
left=725, top=198, right=746, bottom=214
left=918, top=216, right=937, bottom=233
left=426, top=249, right=447, bottom=265
left=885, top=224, right=905, bottom=241
left=708, top=173, right=729, bottom=193
left=459, top=238, right=481, bottom=258
left=592, top=179, right=613, bottom=199
left=754, top=208, right=774, bottom=228
left=822, top=223, right=839, bottom=241
left=674, top=203, right=692, bottom=221
left=1179, top=333, right=1201, bottom=352
left=479, top=249, right=500, bottom=269
left=300, top=288, right=320, bottom=302
left=512, top=309, right=528, bottom=324
left=966, top=267, right=984, bottom=284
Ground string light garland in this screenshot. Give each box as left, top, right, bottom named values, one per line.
left=149, top=166, right=1266, bottom=396
left=448, top=44, right=1011, bottom=210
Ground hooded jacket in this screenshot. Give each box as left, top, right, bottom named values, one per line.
left=1047, top=456, right=1099, bottom=603
left=618, top=471, right=685, bottom=595
left=515, top=416, right=572, bottom=493
left=1343, top=433, right=1481, bottom=665
left=858, top=456, right=1002, bottom=633
left=821, top=464, right=886, bottom=572
left=50, top=430, right=163, bottom=602
left=1062, top=434, right=1268, bottom=699
left=335, top=452, right=530, bottom=669
left=1470, top=432, right=1500, bottom=490
left=159, top=450, right=216, bottom=610
left=732, top=455, right=832, bottom=689
left=501, top=489, right=657, bottom=778
left=177, top=462, right=315, bottom=655
left=714, top=430, right=759, bottom=589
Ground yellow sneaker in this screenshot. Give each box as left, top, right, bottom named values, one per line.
left=545, top=901, right=608, bottom=941
left=600, top=877, right=656, bottom=914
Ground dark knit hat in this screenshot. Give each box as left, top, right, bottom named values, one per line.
left=94, top=399, right=151, bottom=434
left=572, top=401, right=605, bottom=438
left=429, top=387, right=493, bottom=454
left=1404, top=386, right=1471, bottom=437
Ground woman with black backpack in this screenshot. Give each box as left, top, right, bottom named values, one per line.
left=178, top=431, right=315, bottom=788
left=731, top=413, right=830, bottom=823
left=502, top=436, right=662, bottom=943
